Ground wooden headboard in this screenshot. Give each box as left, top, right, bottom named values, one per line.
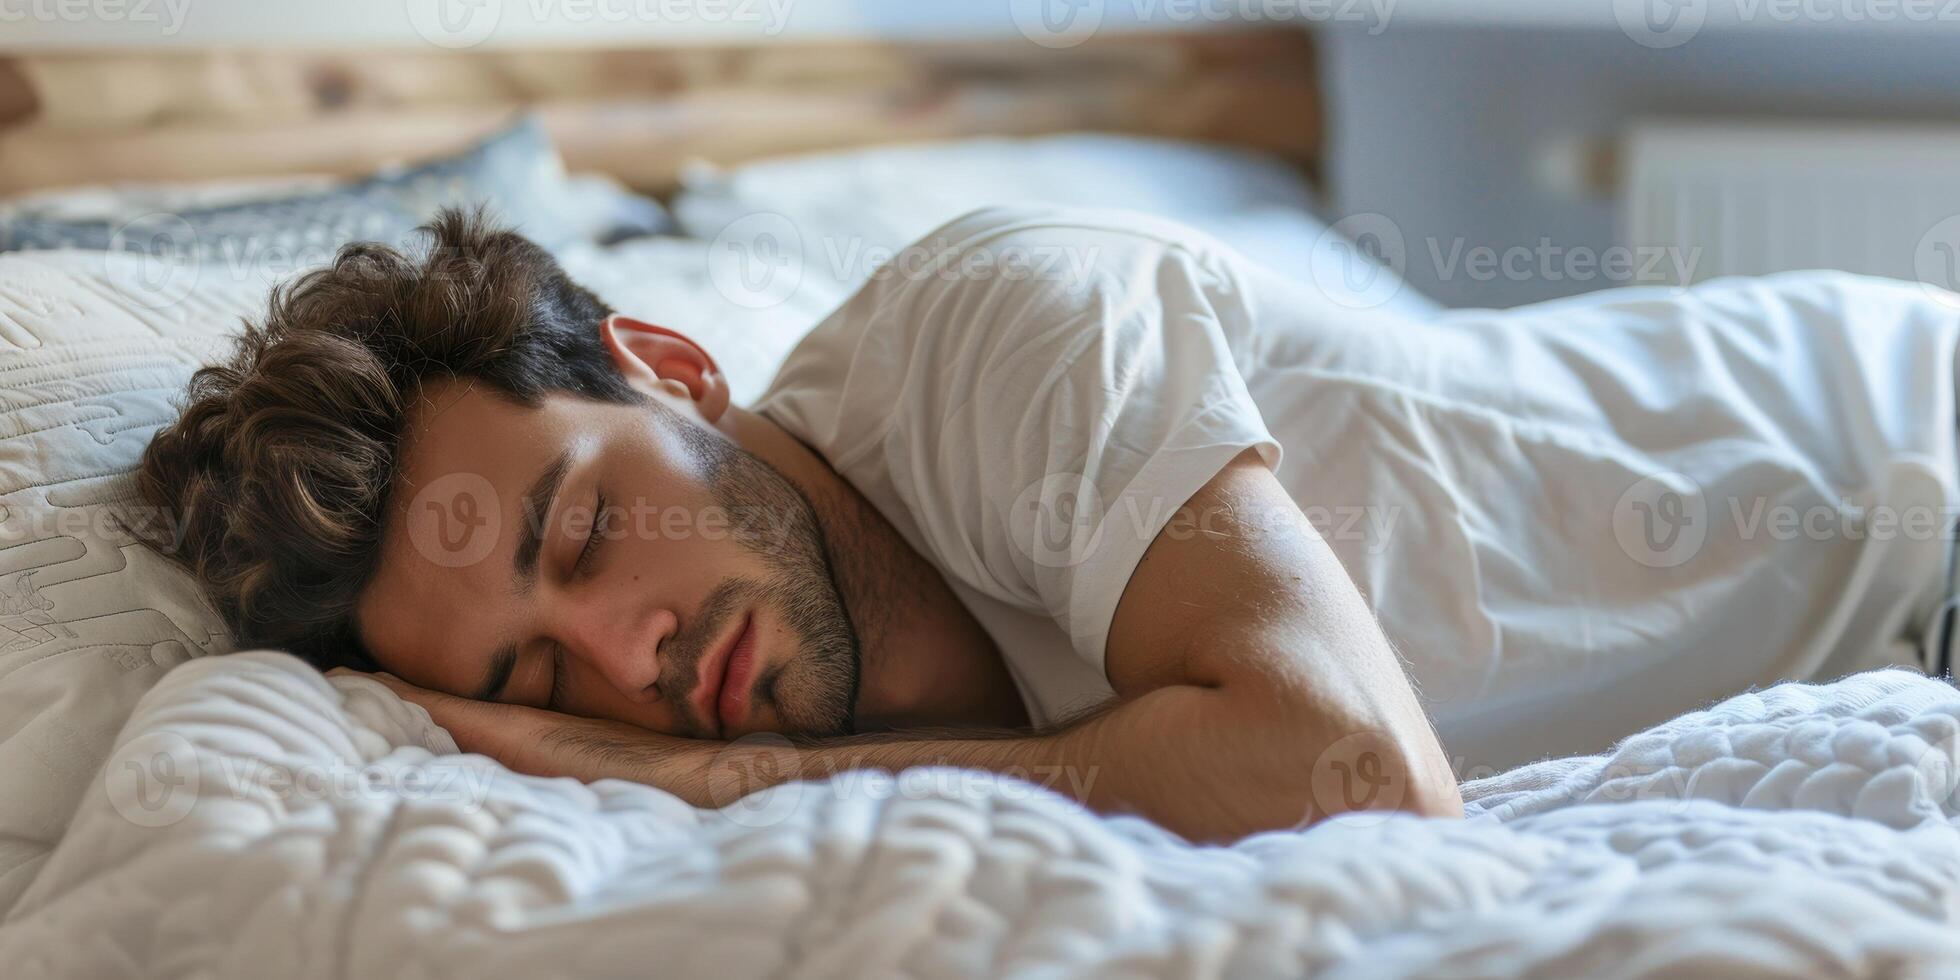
left=0, top=28, right=1319, bottom=197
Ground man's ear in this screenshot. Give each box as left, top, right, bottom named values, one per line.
left=599, top=314, right=731, bottom=423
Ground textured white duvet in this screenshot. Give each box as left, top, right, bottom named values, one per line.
left=5, top=654, right=1960, bottom=978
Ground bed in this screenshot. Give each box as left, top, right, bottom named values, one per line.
left=1, top=28, right=1958, bottom=979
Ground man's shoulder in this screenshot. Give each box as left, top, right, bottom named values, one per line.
left=909, top=205, right=1233, bottom=271
left=751, top=205, right=1251, bottom=462
left=762, top=207, right=1178, bottom=370
left=846, top=205, right=1240, bottom=341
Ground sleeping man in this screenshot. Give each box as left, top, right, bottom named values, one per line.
left=136, top=205, right=1960, bottom=842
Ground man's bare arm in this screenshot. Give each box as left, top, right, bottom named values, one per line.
left=366, top=450, right=1461, bottom=842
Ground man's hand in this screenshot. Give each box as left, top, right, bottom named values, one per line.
left=329, top=668, right=721, bottom=796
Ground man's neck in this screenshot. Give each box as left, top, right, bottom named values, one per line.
left=718, top=406, right=1031, bottom=733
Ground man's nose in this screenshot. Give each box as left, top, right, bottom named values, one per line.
left=555, top=596, right=678, bottom=703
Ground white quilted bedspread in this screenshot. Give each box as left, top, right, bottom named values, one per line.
left=4, top=654, right=1960, bottom=979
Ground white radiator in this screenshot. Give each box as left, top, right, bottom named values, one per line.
left=1620, top=121, right=1960, bottom=290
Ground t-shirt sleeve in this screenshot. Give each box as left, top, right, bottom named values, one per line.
left=867, top=209, right=1282, bottom=674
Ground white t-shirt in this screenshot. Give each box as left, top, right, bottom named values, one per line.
left=756, top=206, right=1960, bottom=771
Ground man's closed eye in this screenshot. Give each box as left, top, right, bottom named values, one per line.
left=572, top=491, right=610, bottom=578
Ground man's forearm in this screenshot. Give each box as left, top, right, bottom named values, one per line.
left=640, top=673, right=1456, bottom=843
left=372, top=643, right=1457, bottom=843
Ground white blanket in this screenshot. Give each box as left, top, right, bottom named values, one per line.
left=5, top=654, right=1959, bottom=978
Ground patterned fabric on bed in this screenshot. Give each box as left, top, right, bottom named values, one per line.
left=0, top=116, right=610, bottom=260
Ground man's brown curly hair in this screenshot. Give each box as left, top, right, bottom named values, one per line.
left=136, top=207, right=640, bottom=669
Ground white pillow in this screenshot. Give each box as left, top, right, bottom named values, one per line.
left=669, top=133, right=1438, bottom=318
left=0, top=250, right=272, bottom=915
left=673, top=132, right=1317, bottom=236
left=0, top=233, right=851, bottom=913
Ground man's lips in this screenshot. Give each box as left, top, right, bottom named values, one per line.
left=692, top=611, right=756, bottom=737
left=718, top=617, right=760, bottom=736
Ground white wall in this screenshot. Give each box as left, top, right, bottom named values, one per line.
left=1319, top=24, right=1960, bottom=308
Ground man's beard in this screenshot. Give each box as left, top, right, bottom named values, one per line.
left=661, top=418, right=861, bottom=738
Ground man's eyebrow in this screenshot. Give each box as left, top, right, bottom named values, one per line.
left=472, top=640, right=520, bottom=702
left=512, top=448, right=573, bottom=594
